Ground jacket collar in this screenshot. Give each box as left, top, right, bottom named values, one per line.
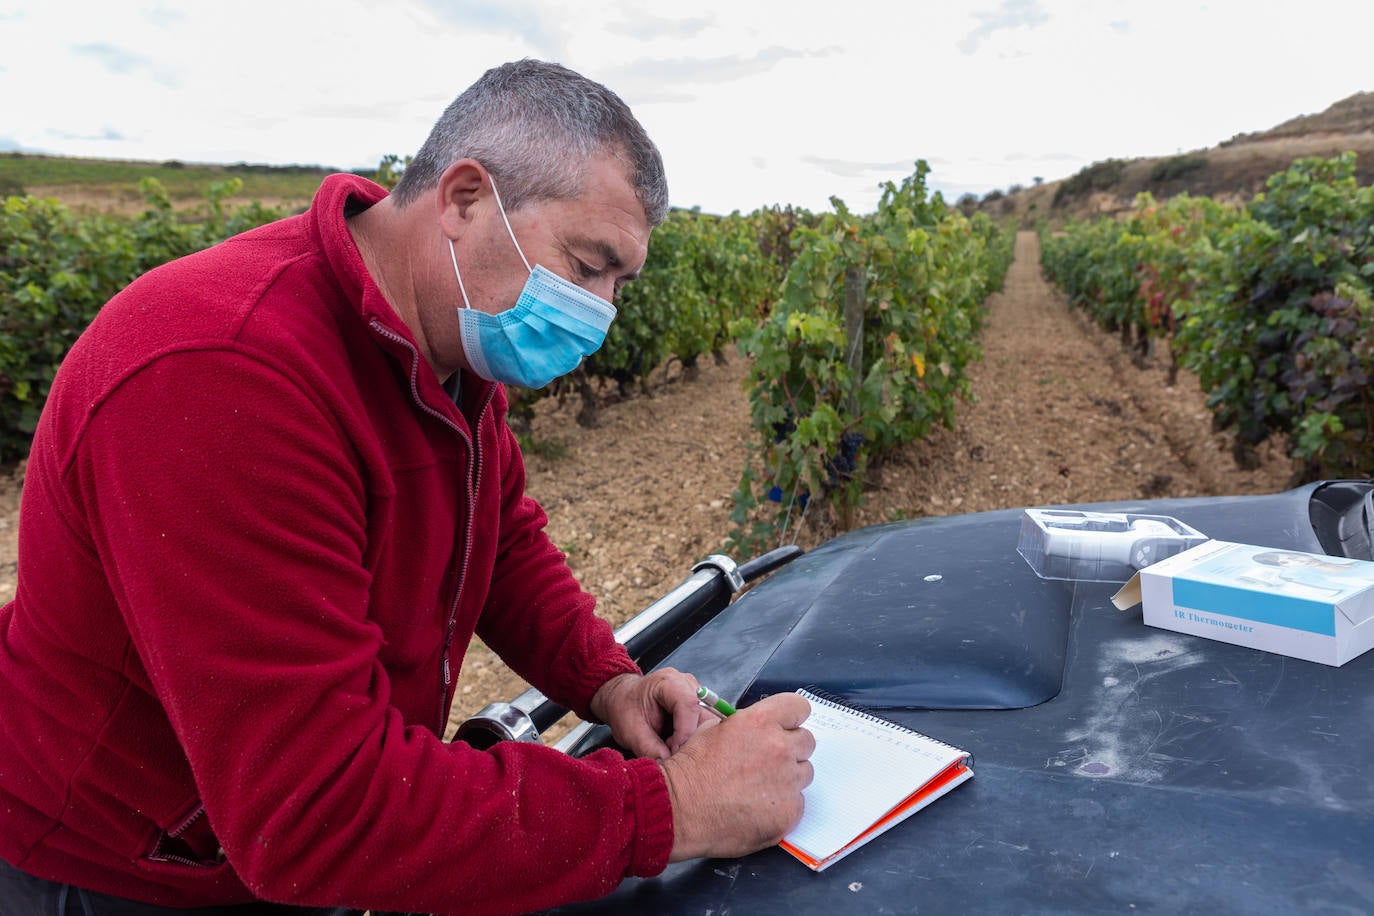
left=308, top=173, right=498, bottom=424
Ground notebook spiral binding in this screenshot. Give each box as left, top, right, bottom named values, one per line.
left=801, top=686, right=974, bottom=768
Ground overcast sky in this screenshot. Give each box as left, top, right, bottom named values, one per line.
left=3, top=1, right=1371, bottom=214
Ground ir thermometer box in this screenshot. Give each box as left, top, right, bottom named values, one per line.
left=1114, top=540, right=1374, bottom=667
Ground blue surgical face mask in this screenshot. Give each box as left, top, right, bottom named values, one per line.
left=448, top=177, right=617, bottom=389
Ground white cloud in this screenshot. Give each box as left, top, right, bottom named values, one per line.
left=605, top=12, right=716, bottom=41
left=413, top=0, right=571, bottom=60
left=71, top=42, right=178, bottom=85
left=959, top=0, right=1051, bottom=54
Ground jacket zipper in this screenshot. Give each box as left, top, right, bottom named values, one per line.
left=368, top=319, right=495, bottom=734
left=148, top=803, right=223, bottom=867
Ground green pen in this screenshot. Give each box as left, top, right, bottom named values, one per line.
left=696, top=685, right=737, bottom=718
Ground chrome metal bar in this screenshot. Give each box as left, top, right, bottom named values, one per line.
left=454, top=546, right=803, bottom=749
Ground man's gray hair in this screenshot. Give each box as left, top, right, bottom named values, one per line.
left=391, top=59, right=669, bottom=227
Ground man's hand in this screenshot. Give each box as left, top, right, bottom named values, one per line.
left=659, top=692, right=815, bottom=862
left=589, top=669, right=716, bottom=760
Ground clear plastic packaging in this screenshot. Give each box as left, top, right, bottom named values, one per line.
left=1018, top=509, right=1208, bottom=582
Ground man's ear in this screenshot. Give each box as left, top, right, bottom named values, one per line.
left=436, top=159, right=487, bottom=239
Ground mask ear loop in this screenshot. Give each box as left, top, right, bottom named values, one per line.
left=448, top=239, right=474, bottom=310
left=487, top=174, right=533, bottom=274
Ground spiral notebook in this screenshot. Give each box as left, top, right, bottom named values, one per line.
left=781, top=688, right=974, bottom=872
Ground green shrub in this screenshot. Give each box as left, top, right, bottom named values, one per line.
left=1150, top=154, right=1208, bottom=184
left=1052, top=159, right=1127, bottom=208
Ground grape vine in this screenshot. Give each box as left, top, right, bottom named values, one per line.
left=728, top=162, right=1014, bottom=553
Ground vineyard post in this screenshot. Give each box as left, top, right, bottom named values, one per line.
left=843, top=266, right=867, bottom=417
left=841, top=266, right=867, bottom=531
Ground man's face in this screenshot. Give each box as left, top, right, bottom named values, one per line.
left=461, top=155, right=651, bottom=316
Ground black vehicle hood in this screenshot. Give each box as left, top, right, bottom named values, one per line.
left=550, top=483, right=1374, bottom=915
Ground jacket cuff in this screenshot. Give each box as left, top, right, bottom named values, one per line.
left=623, top=756, right=674, bottom=877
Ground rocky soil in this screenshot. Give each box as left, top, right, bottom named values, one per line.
left=0, top=231, right=1295, bottom=742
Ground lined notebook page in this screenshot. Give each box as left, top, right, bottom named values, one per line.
left=784, top=689, right=969, bottom=862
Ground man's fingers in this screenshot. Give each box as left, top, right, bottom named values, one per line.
left=666, top=704, right=715, bottom=753
left=754, top=692, right=812, bottom=730
left=792, top=720, right=817, bottom=761
left=633, top=728, right=673, bottom=761
left=615, top=706, right=671, bottom=759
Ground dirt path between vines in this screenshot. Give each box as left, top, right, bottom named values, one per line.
left=0, top=231, right=1293, bottom=740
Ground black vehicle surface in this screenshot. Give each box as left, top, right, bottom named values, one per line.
left=526, top=481, right=1374, bottom=915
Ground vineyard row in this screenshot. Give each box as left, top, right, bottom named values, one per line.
left=1040, top=152, right=1373, bottom=480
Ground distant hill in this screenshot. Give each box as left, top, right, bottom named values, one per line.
left=975, top=91, right=1374, bottom=226
left=1224, top=91, right=1374, bottom=144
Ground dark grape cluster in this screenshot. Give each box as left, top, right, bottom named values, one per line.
left=825, top=431, right=865, bottom=487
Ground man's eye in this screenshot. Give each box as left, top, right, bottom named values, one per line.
left=577, top=260, right=600, bottom=280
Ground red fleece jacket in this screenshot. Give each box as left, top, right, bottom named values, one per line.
left=0, top=174, right=673, bottom=914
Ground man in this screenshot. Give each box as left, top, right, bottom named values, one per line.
left=0, top=60, right=814, bottom=915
